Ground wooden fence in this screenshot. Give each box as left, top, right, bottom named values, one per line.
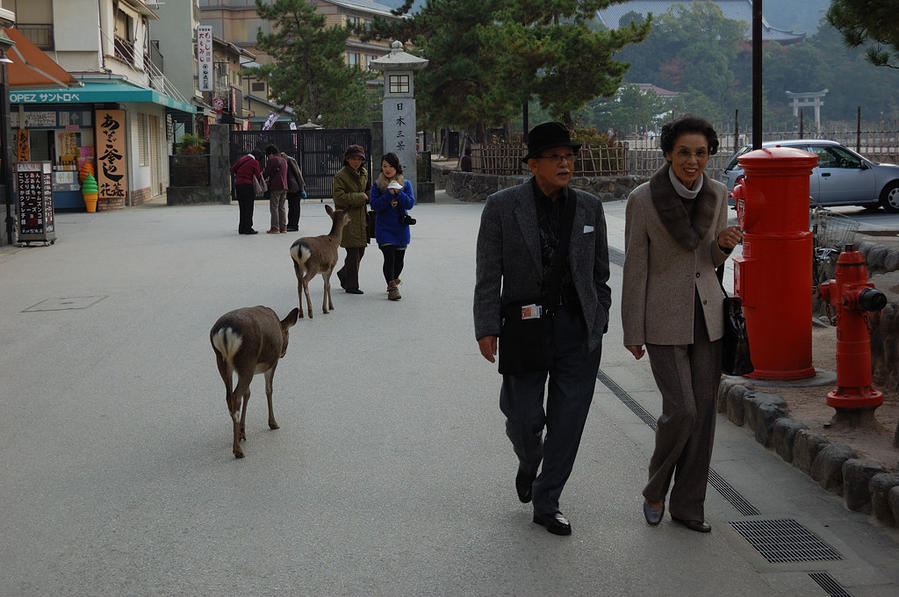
left=472, top=123, right=899, bottom=180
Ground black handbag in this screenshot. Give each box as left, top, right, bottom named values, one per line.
left=497, top=192, right=577, bottom=375
left=366, top=209, right=376, bottom=239
left=720, top=281, right=754, bottom=376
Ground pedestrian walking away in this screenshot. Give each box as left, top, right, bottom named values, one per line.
left=474, top=122, right=612, bottom=536
left=230, top=150, right=262, bottom=234
left=263, top=144, right=288, bottom=234
left=621, top=114, right=743, bottom=533
left=283, top=151, right=306, bottom=232
left=370, top=152, right=415, bottom=301
left=333, top=144, right=370, bottom=294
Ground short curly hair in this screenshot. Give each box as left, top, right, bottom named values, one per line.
left=659, top=114, right=719, bottom=156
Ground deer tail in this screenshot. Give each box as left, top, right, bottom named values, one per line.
left=289, top=242, right=312, bottom=276
left=211, top=326, right=243, bottom=368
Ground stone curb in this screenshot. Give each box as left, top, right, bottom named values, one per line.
left=718, top=377, right=899, bottom=527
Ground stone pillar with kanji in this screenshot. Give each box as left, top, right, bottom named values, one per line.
left=369, top=41, right=428, bottom=195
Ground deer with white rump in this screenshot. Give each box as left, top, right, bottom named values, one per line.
left=210, top=305, right=299, bottom=458
left=289, top=205, right=350, bottom=318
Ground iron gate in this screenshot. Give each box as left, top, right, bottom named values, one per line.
left=229, top=129, right=371, bottom=200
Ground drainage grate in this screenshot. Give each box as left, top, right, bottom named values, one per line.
left=598, top=369, right=762, bottom=516
left=808, top=572, right=852, bottom=597
left=596, top=370, right=657, bottom=430
left=730, top=519, right=843, bottom=563
left=708, top=469, right=760, bottom=516
left=609, top=247, right=625, bottom=267
left=23, top=296, right=107, bottom=312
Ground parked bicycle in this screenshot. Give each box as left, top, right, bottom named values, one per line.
left=811, top=202, right=859, bottom=322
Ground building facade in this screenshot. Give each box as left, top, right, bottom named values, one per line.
left=3, top=0, right=194, bottom=210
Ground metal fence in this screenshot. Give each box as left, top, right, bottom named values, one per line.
left=472, top=144, right=628, bottom=176
left=229, top=129, right=371, bottom=200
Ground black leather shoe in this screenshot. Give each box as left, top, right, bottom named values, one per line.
left=671, top=516, right=711, bottom=533
left=286, top=226, right=298, bottom=232
left=515, top=468, right=536, bottom=503
left=643, top=499, right=664, bottom=526
left=533, top=510, right=572, bottom=536
left=345, top=289, right=364, bottom=295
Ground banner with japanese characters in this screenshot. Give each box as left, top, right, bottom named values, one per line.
left=197, top=25, right=213, bottom=92
left=94, top=110, right=127, bottom=203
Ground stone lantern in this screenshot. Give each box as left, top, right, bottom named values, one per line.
left=369, top=41, right=428, bottom=197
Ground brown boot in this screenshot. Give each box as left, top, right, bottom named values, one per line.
left=387, top=282, right=402, bottom=301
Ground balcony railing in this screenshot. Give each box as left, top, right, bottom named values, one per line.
left=114, top=36, right=135, bottom=65
left=17, top=24, right=54, bottom=50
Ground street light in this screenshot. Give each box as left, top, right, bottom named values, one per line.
left=0, top=30, right=15, bottom=245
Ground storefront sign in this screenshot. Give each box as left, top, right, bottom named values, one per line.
left=16, top=129, right=30, bottom=161
left=16, top=162, right=54, bottom=236
left=95, top=109, right=127, bottom=201
left=10, top=91, right=82, bottom=104
left=197, top=25, right=213, bottom=92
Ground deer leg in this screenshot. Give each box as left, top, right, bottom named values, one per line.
left=264, top=367, right=279, bottom=430
left=324, top=270, right=334, bottom=312
left=293, top=263, right=306, bottom=319
left=302, top=273, right=316, bottom=318
left=230, top=378, right=251, bottom=458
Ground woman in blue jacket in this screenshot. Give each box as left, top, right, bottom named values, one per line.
left=370, top=152, right=415, bottom=301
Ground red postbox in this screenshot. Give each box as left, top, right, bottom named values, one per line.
left=731, top=147, right=819, bottom=380
left=817, top=246, right=886, bottom=409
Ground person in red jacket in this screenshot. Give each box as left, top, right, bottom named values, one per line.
left=262, top=144, right=288, bottom=233
left=229, top=150, right=262, bottom=234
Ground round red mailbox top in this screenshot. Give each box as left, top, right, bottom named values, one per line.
left=737, top=146, right=818, bottom=173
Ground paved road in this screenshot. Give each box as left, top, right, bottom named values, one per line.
left=0, top=195, right=897, bottom=596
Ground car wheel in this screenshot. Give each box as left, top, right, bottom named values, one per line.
left=880, top=181, right=899, bottom=213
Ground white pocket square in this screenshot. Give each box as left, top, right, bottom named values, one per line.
left=583, top=225, right=594, bottom=233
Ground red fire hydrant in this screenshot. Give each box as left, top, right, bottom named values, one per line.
left=817, top=245, right=887, bottom=410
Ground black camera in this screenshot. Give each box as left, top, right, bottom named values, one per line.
left=400, top=214, right=416, bottom=226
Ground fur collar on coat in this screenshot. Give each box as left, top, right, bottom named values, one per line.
left=375, top=172, right=405, bottom=192
left=648, top=163, right=717, bottom=251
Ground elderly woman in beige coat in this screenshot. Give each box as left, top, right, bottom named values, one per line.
left=622, top=115, right=742, bottom=533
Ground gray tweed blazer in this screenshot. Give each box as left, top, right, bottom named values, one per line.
left=473, top=180, right=611, bottom=353
left=621, top=176, right=730, bottom=346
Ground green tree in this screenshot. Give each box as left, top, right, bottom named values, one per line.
left=827, top=0, right=899, bottom=68
left=249, top=0, right=369, bottom=127
left=364, top=1, right=649, bottom=136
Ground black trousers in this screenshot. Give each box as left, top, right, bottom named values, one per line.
left=337, top=247, right=365, bottom=291
left=499, top=306, right=602, bottom=515
left=379, top=244, right=406, bottom=284
left=235, top=183, right=255, bottom=233
left=287, top=192, right=301, bottom=229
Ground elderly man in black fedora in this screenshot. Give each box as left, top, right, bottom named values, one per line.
left=474, top=122, right=611, bottom=535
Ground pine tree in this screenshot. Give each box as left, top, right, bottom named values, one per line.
left=827, top=0, right=899, bottom=68
left=250, top=0, right=370, bottom=127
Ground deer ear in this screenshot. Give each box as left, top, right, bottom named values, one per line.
left=282, top=308, right=300, bottom=328
left=325, top=204, right=334, bottom=216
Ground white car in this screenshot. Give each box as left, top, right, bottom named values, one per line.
left=720, top=140, right=899, bottom=212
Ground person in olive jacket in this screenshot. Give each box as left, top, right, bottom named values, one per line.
left=333, top=144, right=369, bottom=294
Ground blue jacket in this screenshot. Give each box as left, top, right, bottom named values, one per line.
left=370, top=178, right=415, bottom=246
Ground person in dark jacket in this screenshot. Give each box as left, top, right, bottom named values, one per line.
left=369, top=152, right=415, bottom=301
left=262, top=144, right=288, bottom=233
left=333, top=144, right=369, bottom=294
left=283, top=152, right=306, bottom=232
left=229, top=151, right=262, bottom=234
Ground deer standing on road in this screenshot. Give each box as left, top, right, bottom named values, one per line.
left=210, top=305, right=299, bottom=458
left=289, top=205, right=350, bottom=318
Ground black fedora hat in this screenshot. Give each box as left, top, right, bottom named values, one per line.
left=522, top=122, right=581, bottom=162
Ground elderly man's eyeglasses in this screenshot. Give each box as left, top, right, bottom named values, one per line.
left=537, top=152, right=577, bottom=163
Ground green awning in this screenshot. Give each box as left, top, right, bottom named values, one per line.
left=9, top=81, right=195, bottom=114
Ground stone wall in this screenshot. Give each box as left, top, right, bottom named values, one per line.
left=442, top=169, right=647, bottom=203
left=717, top=378, right=899, bottom=526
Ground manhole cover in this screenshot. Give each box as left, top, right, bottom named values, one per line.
left=731, top=519, right=843, bottom=563
left=23, top=296, right=107, bottom=312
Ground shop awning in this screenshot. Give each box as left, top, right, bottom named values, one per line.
left=4, top=27, right=79, bottom=89
left=9, top=80, right=196, bottom=115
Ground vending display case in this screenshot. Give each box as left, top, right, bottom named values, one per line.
left=16, top=161, right=56, bottom=246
